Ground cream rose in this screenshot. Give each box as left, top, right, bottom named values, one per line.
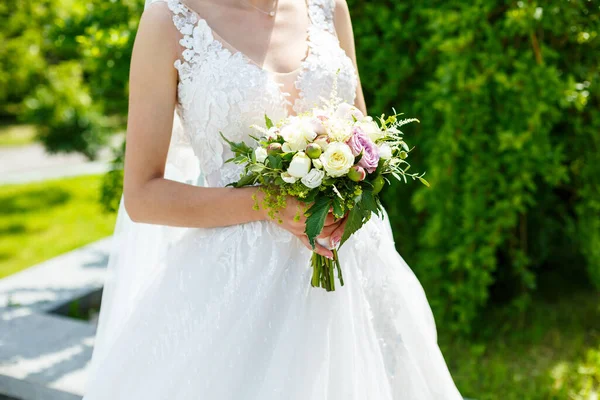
left=319, top=142, right=355, bottom=177
left=287, top=151, right=312, bottom=178
left=301, top=168, right=325, bottom=189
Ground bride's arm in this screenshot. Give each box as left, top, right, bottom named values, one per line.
left=122, top=4, right=336, bottom=258
left=333, top=0, right=367, bottom=115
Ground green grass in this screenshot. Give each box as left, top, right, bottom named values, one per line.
left=0, top=123, right=37, bottom=146
left=0, top=175, right=117, bottom=278
left=441, top=287, right=600, bottom=399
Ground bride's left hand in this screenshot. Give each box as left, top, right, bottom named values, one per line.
left=318, top=213, right=347, bottom=250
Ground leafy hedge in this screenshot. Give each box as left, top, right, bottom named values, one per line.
left=346, top=0, right=600, bottom=333
left=1, top=0, right=598, bottom=334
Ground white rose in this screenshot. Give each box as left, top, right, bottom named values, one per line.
left=357, top=117, right=385, bottom=142
left=282, top=142, right=293, bottom=153
left=378, top=143, right=393, bottom=160
left=287, top=151, right=312, bottom=178
left=301, top=168, right=325, bottom=189
left=281, top=172, right=298, bottom=184
left=254, top=147, right=268, bottom=163
left=319, top=142, right=355, bottom=177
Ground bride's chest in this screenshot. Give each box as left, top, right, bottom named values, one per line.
left=174, top=20, right=357, bottom=138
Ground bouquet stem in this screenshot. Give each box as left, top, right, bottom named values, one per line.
left=310, top=250, right=344, bottom=292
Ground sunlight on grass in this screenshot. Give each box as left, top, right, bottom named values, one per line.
left=441, top=291, right=600, bottom=399
left=0, top=124, right=37, bottom=146
left=0, top=175, right=117, bottom=278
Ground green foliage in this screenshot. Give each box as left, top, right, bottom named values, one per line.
left=348, top=0, right=600, bottom=333
left=1, top=0, right=143, bottom=157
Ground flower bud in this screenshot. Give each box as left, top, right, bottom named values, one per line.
left=347, top=165, right=366, bottom=182
left=254, top=147, right=268, bottom=163
left=372, top=175, right=385, bottom=194
left=305, top=143, right=322, bottom=159
left=314, top=134, right=330, bottom=151
left=267, top=142, right=283, bottom=156
left=287, top=151, right=312, bottom=178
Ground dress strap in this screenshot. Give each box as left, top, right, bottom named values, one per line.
left=307, top=0, right=336, bottom=35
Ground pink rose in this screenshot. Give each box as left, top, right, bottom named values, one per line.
left=346, top=127, right=380, bottom=173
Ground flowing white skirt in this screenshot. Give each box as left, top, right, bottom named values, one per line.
left=82, top=209, right=462, bottom=399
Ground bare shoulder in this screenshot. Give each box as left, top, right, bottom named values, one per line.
left=333, top=0, right=351, bottom=20
left=133, top=1, right=181, bottom=66
left=332, top=0, right=352, bottom=31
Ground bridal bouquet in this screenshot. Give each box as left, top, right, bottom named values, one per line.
left=222, top=97, right=428, bottom=292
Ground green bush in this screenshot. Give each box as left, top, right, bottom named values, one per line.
left=347, top=1, right=600, bottom=333
left=0, top=0, right=142, bottom=157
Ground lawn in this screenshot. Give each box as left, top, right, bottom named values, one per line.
left=0, top=175, right=117, bottom=278
left=0, top=123, right=37, bottom=147
left=441, top=282, right=600, bottom=399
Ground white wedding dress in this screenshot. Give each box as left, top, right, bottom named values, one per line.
left=83, top=0, right=463, bottom=398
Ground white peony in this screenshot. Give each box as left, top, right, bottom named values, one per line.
left=356, top=117, right=385, bottom=142
left=287, top=151, right=312, bottom=178
left=281, top=172, right=298, bottom=184
left=326, top=119, right=353, bottom=142
left=378, top=143, right=393, bottom=160
left=254, top=147, right=268, bottom=163
left=301, top=168, right=325, bottom=189
left=319, top=142, right=355, bottom=177
left=334, top=102, right=364, bottom=121
left=280, top=117, right=318, bottom=152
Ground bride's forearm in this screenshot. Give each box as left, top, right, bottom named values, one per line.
left=124, top=177, right=266, bottom=228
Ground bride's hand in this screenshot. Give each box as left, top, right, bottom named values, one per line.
left=270, top=196, right=345, bottom=260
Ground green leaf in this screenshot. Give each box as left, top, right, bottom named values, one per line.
left=303, top=188, right=320, bottom=204
left=267, top=155, right=283, bottom=170
left=361, top=189, right=378, bottom=215
left=234, top=173, right=257, bottom=188
left=304, top=196, right=332, bottom=248
left=332, top=196, right=344, bottom=219
left=265, top=114, right=274, bottom=129
left=220, top=132, right=253, bottom=157
left=419, top=177, right=431, bottom=187
left=339, top=203, right=365, bottom=247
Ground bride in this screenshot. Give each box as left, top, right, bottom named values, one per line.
left=83, top=0, right=463, bottom=398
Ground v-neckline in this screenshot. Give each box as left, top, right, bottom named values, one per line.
left=177, top=0, right=314, bottom=116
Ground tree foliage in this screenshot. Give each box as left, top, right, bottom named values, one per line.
left=347, top=0, right=599, bottom=333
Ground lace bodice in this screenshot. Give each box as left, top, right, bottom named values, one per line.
left=159, top=0, right=358, bottom=187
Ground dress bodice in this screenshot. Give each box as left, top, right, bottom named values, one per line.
left=163, top=0, right=358, bottom=187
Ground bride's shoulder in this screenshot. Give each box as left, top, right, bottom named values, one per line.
left=140, top=1, right=177, bottom=31
left=131, top=2, right=182, bottom=71
left=333, top=0, right=350, bottom=17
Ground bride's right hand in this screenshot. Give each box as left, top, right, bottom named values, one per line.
left=266, top=195, right=341, bottom=260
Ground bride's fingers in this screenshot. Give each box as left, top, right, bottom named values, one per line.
left=318, top=219, right=344, bottom=238
left=323, top=213, right=337, bottom=226
left=329, top=218, right=348, bottom=248
left=297, top=234, right=333, bottom=259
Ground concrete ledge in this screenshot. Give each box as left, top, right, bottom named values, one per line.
left=0, top=238, right=112, bottom=400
